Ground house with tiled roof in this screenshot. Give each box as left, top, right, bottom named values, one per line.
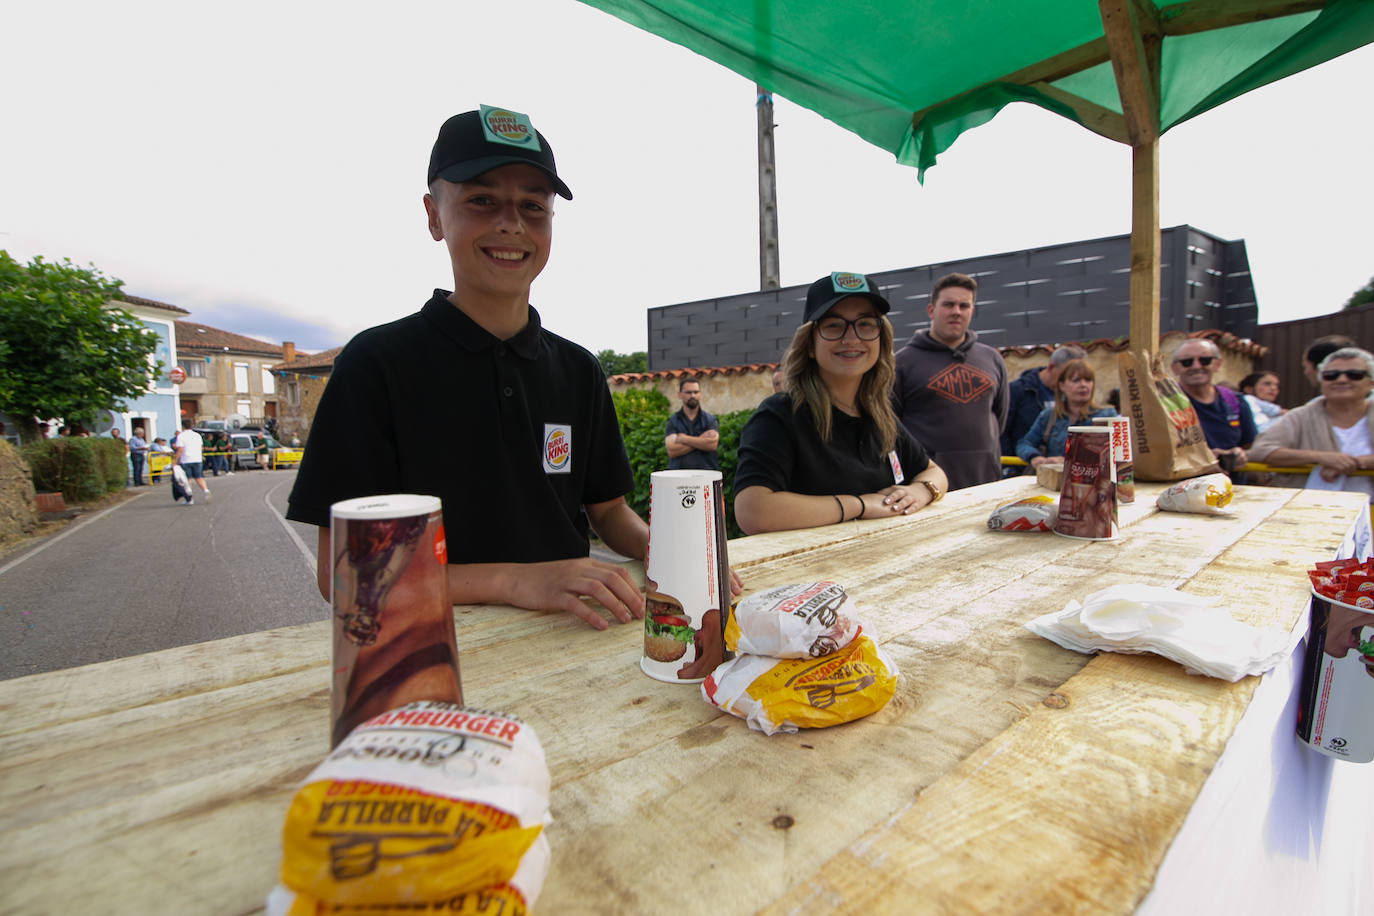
left=271, top=345, right=343, bottom=441
left=71, top=295, right=191, bottom=445
left=174, top=320, right=287, bottom=426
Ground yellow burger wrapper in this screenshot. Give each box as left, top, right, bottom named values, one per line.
left=280, top=780, right=540, bottom=904
left=265, top=702, right=551, bottom=915
left=702, top=634, right=898, bottom=735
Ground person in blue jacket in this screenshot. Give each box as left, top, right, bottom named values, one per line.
left=1000, top=344, right=1087, bottom=467
left=1016, top=359, right=1116, bottom=469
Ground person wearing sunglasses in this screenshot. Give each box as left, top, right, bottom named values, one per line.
left=734, top=273, right=948, bottom=534
left=1170, top=338, right=1256, bottom=474
left=1250, top=347, right=1374, bottom=500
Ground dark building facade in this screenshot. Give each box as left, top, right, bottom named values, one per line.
left=646, top=225, right=1257, bottom=369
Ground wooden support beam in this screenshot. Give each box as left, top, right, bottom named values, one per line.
left=909, top=0, right=1320, bottom=136
left=1128, top=139, right=1161, bottom=353
left=1100, top=0, right=1162, bottom=145
left=1032, top=83, right=1130, bottom=144
left=1100, top=0, right=1164, bottom=354
left=1159, top=0, right=1324, bottom=35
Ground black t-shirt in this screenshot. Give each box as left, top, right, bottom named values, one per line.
left=286, top=292, right=633, bottom=564
left=734, top=393, right=930, bottom=496
left=665, top=407, right=720, bottom=470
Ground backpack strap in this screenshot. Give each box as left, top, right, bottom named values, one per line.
left=1216, top=385, right=1241, bottom=423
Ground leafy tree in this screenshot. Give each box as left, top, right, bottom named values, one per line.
left=0, top=251, right=159, bottom=443
left=597, top=349, right=648, bottom=376
left=1344, top=276, right=1374, bottom=310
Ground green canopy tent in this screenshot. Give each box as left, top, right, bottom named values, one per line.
left=577, top=0, right=1374, bottom=349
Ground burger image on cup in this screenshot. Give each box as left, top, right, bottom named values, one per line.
left=644, top=591, right=694, bottom=663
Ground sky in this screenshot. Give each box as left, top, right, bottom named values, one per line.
left=3, top=1, right=1372, bottom=357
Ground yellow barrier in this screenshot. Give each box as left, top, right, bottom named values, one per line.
left=148, top=453, right=173, bottom=482
left=270, top=447, right=304, bottom=469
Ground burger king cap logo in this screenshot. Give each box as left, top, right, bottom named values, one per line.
left=831, top=272, right=870, bottom=294
left=480, top=104, right=542, bottom=151
left=543, top=423, right=571, bottom=474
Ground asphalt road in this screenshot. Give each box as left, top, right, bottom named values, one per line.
left=0, top=468, right=331, bottom=680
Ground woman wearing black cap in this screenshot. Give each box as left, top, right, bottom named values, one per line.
left=734, top=272, right=948, bottom=534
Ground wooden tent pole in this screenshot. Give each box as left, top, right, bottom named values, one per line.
left=1100, top=0, right=1163, bottom=353
left=1129, top=139, right=1161, bottom=352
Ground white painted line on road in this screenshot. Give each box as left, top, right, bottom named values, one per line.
left=266, top=478, right=317, bottom=576
left=0, top=490, right=152, bottom=578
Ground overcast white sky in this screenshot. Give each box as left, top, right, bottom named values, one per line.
left=3, top=1, right=1371, bottom=356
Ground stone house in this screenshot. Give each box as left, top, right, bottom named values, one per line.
left=174, top=321, right=287, bottom=426
left=272, top=345, right=341, bottom=443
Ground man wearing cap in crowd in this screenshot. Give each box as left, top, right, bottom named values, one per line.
left=892, top=273, right=1009, bottom=490
left=664, top=378, right=719, bottom=471
left=999, top=344, right=1087, bottom=472
left=287, top=105, right=651, bottom=630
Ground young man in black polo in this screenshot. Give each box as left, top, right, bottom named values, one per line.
left=287, top=105, right=648, bottom=630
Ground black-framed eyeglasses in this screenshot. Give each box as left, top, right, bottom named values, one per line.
left=1321, top=369, right=1370, bottom=381
left=815, top=316, right=882, bottom=341
left=1174, top=356, right=1216, bottom=368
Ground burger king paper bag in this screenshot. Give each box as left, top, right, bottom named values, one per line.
left=642, top=470, right=731, bottom=684
left=1117, top=349, right=1219, bottom=482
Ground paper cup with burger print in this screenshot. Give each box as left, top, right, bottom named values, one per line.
left=642, top=470, right=731, bottom=684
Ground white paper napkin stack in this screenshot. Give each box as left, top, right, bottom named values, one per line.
left=1025, top=583, right=1291, bottom=682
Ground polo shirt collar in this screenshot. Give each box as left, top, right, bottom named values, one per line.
left=422, top=291, right=543, bottom=359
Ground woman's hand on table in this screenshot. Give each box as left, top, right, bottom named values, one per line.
left=872, top=485, right=926, bottom=515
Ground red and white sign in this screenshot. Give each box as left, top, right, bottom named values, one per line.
left=168, top=366, right=187, bottom=384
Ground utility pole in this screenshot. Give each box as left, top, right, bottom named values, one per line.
left=756, top=85, right=780, bottom=290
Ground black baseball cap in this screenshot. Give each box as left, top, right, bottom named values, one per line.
left=427, top=105, right=572, bottom=200
left=803, top=272, right=890, bottom=324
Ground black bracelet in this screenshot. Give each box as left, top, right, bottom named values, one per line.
left=856, top=495, right=866, bottom=519
left=832, top=494, right=845, bottom=523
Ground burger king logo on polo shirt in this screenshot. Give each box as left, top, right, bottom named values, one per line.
left=480, top=104, right=541, bottom=150
left=543, top=423, right=571, bottom=474
left=831, top=272, right=869, bottom=294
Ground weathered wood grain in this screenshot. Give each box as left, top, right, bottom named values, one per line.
left=0, top=480, right=1362, bottom=916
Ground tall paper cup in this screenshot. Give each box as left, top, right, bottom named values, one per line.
left=1053, top=426, right=1118, bottom=540
left=1296, top=589, right=1374, bottom=763
left=329, top=494, right=462, bottom=747
left=1093, top=415, right=1134, bottom=504
left=642, top=470, right=731, bottom=684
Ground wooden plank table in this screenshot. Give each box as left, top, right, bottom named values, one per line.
left=0, top=478, right=1365, bottom=914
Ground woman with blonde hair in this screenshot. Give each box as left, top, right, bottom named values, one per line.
left=734, top=272, right=947, bottom=534
left=1250, top=347, right=1374, bottom=500
left=1015, top=359, right=1115, bottom=469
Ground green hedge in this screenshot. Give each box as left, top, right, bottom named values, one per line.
left=22, top=437, right=127, bottom=502
left=611, top=388, right=754, bottom=540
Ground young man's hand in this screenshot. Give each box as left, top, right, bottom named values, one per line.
left=500, top=558, right=645, bottom=630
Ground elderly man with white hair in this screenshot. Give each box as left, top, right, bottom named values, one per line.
left=1250, top=347, right=1374, bottom=499
left=1170, top=337, right=1256, bottom=472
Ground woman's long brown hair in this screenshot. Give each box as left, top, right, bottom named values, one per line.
left=780, top=314, right=899, bottom=454
left=1052, top=359, right=1102, bottom=421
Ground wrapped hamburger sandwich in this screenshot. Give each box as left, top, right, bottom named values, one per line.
left=724, top=581, right=863, bottom=658
left=266, top=701, right=550, bottom=915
